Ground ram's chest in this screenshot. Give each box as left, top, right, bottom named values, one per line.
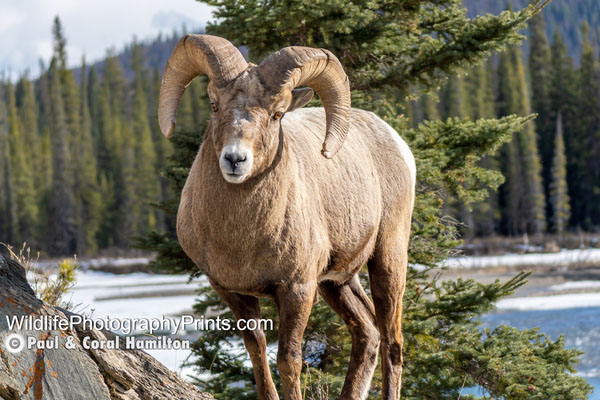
left=203, top=234, right=310, bottom=294
left=177, top=175, right=326, bottom=295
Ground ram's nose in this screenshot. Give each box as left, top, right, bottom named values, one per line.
left=224, top=152, right=248, bottom=171
left=219, top=144, right=254, bottom=183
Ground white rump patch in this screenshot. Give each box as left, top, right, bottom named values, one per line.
left=382, top=121, right=416, bottom=189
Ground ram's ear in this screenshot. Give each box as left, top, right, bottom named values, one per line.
left=287, top=87, right=314, bottom=112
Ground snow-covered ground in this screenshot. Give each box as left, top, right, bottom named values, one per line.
left=441, top=248, right=600, bottom=269
left=66, top=271, right=200, bottom=320
left=43, top=270, right=205, bottom=378
left=497, top=292, right=600, bottom=311
left=60, top=269, right=275, bottom=380
left=550, top=280, right=600, bottom=291
left=35, top=257, right=152, bottom=270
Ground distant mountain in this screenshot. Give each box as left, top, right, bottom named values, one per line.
left=77, top=0, right=596, bottom=83
left=74, top=31, right=185, bottom=83
left=464, top=0, right=600, bottom=60
left=75, top=28, right=250, bottom=84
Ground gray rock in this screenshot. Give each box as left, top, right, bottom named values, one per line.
left=0, top=256, right=213, bottom=400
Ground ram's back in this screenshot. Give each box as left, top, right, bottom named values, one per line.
left=283, top=107, right=415, bottom=206
left=282, top=107, right=416, bottom=281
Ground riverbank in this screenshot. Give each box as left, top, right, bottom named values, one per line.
left=24, top=249, right=600, bottom=397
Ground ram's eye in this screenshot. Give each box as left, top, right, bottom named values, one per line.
left=273, top=111, right=283, bottom=120
left=210, top=103, right=218, bottom=112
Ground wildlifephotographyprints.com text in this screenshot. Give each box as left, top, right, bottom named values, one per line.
left=3, top=314, right=273, bottom=354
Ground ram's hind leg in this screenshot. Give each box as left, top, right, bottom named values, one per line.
left=210, top=279, right=278, bottom=400
left=368, top=212, right=411, bottom=399
left=319, top=275, right=379, bottom=400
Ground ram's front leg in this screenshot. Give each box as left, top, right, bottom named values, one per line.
left=274, top=281, right=317, bottom=400
left=209, top=279, right=279, bottom=400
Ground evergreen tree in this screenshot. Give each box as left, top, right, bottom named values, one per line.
left=465, top=61, right=498, bottom=236
left=95, top=68, right=120, bottom=248
left=92, top=67, right=113, bottom=175
left=420, top=93, right=440, bottom=122
left=440, top=73, right=471, bottom=237
left=0, top=83, right=17, bottom=246
left=528, top=12, right=553, bottom=194
left=97, top=54, right=133, bottom=247
left=52, top=16, right=67, bottom=70
left=15, top=75, right=43, bottom=245
left=47, top=58, right=76, bottom=255
left=73, top=58, right=102, bottom=254
left=466, top=62, right=495, bottom=121
left=15, top=75, right=40, bottom=165
left=139, top=1, right=590, bottom=398
left=148, top=67, right=172, bottom=231
left=53, top=18, right=93, bottom=253
left=130, top=43, right=159, bottom=235
left=574, top=23, right=600, bottom=229
left=35, top=67, right=55, bottom=250
left=511, top=46, right=546, bottom=234
left=496, top=46, right=547, bottom=235
left=49, top=15, right=102, bottom=254
left=109, top=55, right=138, bottom=247
left=87, top=66, right=101, bottom=146
left=6, top=82, right=38, bottom=246
left=550, top=113, right=570, bottom=239
left=441, top=74, right=469, bottom=119
left=549, top=30, right=577, bottom=228
left=496, top=49, right=523, bottom=235
left=409, top=90, right=440, bottom=130
left=52, top=18, right=82, bottom=162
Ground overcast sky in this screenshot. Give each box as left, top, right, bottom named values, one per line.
left=0, top=0, right=214, bottom=80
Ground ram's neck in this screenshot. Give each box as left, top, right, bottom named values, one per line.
left=192, top=128, right=294, bottom=243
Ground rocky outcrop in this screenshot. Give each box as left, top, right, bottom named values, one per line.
left=0, top=256, right=213, bottom=400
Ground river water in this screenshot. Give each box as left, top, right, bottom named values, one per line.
left=481, top=306, right=600, bottom=399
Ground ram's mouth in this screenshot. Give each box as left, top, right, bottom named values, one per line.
left=223, top=172, right=249, bottom=184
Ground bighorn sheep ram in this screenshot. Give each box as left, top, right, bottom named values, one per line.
left=158, top=34, right=416, bottom=400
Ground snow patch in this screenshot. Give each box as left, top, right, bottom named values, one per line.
left=442, top=248, right=600, bottom=269
left=497, top=292, right=600, bottom=311
left=550, top=281, right=600, bottom=291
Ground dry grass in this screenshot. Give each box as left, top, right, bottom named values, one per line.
left=1, top=242, right=79, bottom=310
left=302, top=362, right=334, bottom=400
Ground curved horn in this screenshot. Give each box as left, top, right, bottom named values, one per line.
left=257, top=47, right=350, bottom=158
left=158, top=34, right=248, bottom=138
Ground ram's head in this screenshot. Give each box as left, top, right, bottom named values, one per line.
left=158, top=35, right=350, bottom=184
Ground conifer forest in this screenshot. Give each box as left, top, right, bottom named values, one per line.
left=1, top=3, right=599, bottom=256
left=2, top=1, right=600, bottom=399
